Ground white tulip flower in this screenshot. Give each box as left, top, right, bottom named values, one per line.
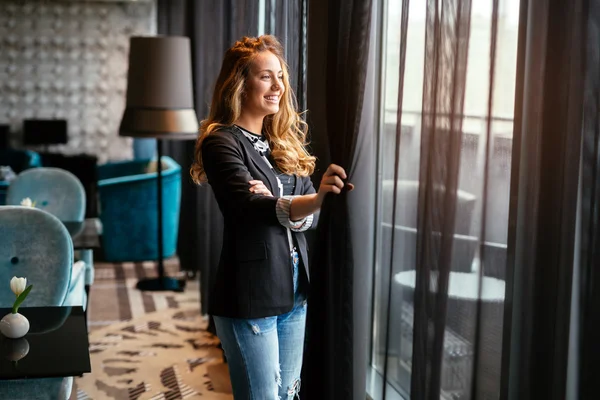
left=20, top=198, right=33, bottom=207
left=10, top=277, right=27, bottom=297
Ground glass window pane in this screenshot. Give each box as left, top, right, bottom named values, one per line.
left=369, top=0, right=520, bottom=399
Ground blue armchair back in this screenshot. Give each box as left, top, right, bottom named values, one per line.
left=97, top=156, right=182, bottom=262
left=0, top=207, right=74, bottom=399
left=0, top=149, right=42, bottom=174
left=0, top=149, right=42, bottom=205
left=0, top=206, right=73, bottom=307
left=6, top=168, right=86, bottom=222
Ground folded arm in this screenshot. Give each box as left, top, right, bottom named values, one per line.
left=202, top=133, right=279, bottom=225
left=276, top=195, right=315, bottom=232
left=203, top=133, right=349, bottom=230
left=275, top=174, right=321, bottom=231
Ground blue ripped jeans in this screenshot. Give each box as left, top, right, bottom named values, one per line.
left=213, top=250, right=306, bottom=400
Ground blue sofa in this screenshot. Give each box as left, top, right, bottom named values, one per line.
left=97, top=156, right=182, bottom=262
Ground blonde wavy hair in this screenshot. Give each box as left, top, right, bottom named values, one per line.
left=190, top=35, right=316, bottom=184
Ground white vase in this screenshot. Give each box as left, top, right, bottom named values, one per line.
left=0, top=313, right=30, bottom=339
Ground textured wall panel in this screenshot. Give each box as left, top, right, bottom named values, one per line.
left=0, top=0, right=156, bottom=162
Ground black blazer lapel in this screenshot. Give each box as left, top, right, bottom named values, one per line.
left=227, top=126, right=280, bottom=196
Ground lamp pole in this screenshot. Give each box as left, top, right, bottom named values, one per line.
left=156, top=138, right=165, bottom=284
left=120, top=36, right=198, bottom=292
left=135, top=138, right=186, bottom=292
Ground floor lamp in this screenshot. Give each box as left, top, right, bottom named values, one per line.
left=119, top=36, right=199, bottom=292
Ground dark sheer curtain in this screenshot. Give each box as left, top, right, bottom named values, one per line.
left=503, top=0, right=587, bottom=398
left=157, top=0, right=239, bottom=317
left=407, top=0, right=473, bottom=398
left=264, top=0, right=309, bottom=110
left=301, top=0, right=373, bottom=399
left=378, top=0, right=487, bottom=398
left=579, top=0, right=600, bottom=398
left=156, top=0, right=307, bottom=317
left=371, top=0, right=588, bottom=398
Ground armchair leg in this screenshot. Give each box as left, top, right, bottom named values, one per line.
left=80, top=249, right=94, bottom=315
left=85, top=285, right=90, bottom=307
left=84, top=284, right=90, bottom=323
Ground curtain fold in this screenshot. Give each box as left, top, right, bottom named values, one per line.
left=264, top=0, right=308, bottom=109
left=406, top=1, right=473, bottom=399
left=301, top=0, right=373, bottom=398
left=579, top=0, right=600, bottom=397
left=348, top=0, right=380, bottom=396
left=503, top=0, right=587, bottom=398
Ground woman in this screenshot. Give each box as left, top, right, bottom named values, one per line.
left=190, top=35, right=351, bottom=399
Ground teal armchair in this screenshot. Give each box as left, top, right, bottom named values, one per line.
left=6, top=168, right=85, bottom=221
left=97, top=156, right=182, bottom=262
left=0, top=206, right=76, bottom=399
left=5, top=168, right=88, bottom=310
left=0, top=149, right=42, bottom=205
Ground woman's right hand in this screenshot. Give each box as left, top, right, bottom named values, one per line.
left=287, top=164, right=355, bottom=220
left=316, top=164, right=354, bottom=205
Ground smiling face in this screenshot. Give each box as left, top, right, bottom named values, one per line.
left=242, top=51, right=286, bottom=120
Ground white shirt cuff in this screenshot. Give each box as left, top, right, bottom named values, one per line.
left=276, top=196, right=314, bottom=232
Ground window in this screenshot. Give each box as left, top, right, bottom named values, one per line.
left=368, top=0, right=520, bottom=398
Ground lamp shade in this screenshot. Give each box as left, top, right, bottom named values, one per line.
left=119, top=36, right=199, bottom=139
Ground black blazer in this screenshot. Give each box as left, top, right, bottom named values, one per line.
left=201, top=126, right=316, bottom=319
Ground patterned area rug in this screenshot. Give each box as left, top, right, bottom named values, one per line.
left=84, top=259, right=198, bottom=332
left=75, top=307, right=232, bottom=400
left=72, top=258, right=232, bottom=400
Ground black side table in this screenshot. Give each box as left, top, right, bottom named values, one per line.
left=0, top=306, right=91, bottom=380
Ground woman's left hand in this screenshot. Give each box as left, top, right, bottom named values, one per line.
left=249, top=180, right=273, bottom=197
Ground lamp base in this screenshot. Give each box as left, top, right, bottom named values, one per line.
left=136, top=277, right=186, bottom=292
